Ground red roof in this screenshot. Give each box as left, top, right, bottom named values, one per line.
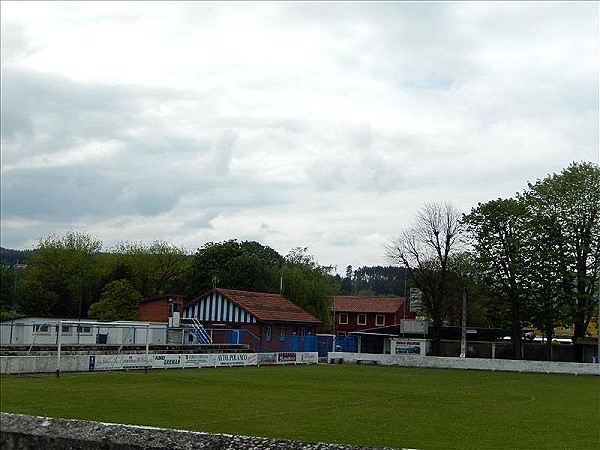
left=332, top=296, right=406, bottom=314
left=215, top=288, right=321, bottom=324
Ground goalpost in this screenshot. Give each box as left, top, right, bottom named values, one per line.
left=55, top=320, right=152, bottom=377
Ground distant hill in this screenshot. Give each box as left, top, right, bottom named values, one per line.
left=0, top=247, right=32, bottom=266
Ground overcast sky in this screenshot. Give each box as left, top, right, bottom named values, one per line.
left=1, top=1, right=599, bottom=273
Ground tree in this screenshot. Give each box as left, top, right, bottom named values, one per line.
left=463, top=198, right=528, bottom=359
left=440, top=252, right=490, bottom=328
left=88, top=279, right=142, bottom=320
left=386, top=202, right=463, bottom=355
left=524, top=162, right=600, bottom=359
left=352, top=266, right=407, bottom=296
left=186, top=240, right=282, bottom=297
left=113, top=241, right=189, bottom=298
left=281, top=247, right=335, bottom=327
left=27, top=231, right=103, bottom=318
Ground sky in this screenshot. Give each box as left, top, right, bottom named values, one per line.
left=1, top=1, right=599, bottom=274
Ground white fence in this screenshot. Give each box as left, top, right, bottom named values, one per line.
left=0, top=352, right=319, bottom=374
left=328, top=352, right=600, bottom=375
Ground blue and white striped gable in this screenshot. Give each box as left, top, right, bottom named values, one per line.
left=183, top=291, right=256, bottom=324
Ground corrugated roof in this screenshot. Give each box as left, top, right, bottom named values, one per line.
left=332, top=296, right=406, bottom=314
left=203, top=288, right=321, bottom=324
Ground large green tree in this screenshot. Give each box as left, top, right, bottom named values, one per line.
left=186, top=240, right=282, bottom=297
left=281, top=247, right=335, bottom=327
left=88, top=279, right=142, bottom=320
left=113, top=241, right=189, bottom=298
left=27, top=231, right=104, bottom=318
left=463, top=198, right=529, bottom=359
left=524, top=162, right=600, bottom=352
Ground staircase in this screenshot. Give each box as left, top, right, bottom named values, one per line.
left=189, top=318, right=212, bottom=344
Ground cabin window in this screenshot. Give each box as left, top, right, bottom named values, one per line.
left=279, top=325, right=286, bottom=341
left=375, top=314, right=385, bottom=327
left=33, top=324, right=50, bottom=334
left=357, top=314, right=367, bottom=326
left=55, top=325, right=72, bottom=334
left=77, top=325, right=92, bottom=334
left=300, top=327, right=306, bottom=336
left=339, top=313, right=348, bottom=324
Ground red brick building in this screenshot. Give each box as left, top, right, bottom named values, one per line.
left=182, top=288, right=321, bottom=351
left=138, top=295, right=185, bottom=325
left=332, top=295, right=412, bottom=335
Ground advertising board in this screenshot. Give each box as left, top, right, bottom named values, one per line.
left=393, top=339, right=426, bottom=356
left=277, top=352, right=297, bottom=364
left=297, top=352, right=318, bottom=364
left=215, top=353, right=257, bottom=367
left=152, top=354, right=183, bottom=368
left=183, top=354, right=215, bottom=368
left=258, top=353, right=277, bottom=365
left=89, top=352, right=316, bottom=371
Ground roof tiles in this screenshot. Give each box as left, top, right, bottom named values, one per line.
left=215, top=288, right=321, bottom=324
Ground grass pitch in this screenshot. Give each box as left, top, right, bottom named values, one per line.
left=0, top=364, right=598, bottom=449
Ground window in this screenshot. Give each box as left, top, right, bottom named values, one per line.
left=55, top=325, right=72, bottom=334
left=339, top=313, right=348, bottom=324
left=375, top=314, right=385, bottom=327
left=33, top=324, right=50, bottom=334
left=357, top=314, right=367, bottom=326
left=279, top=325, right=286, bottom=341
left=265, top=325, right=272, bottom=341
left=300, top=326, right=306, bottom=336
left=77, top=325, right=92, bottom=334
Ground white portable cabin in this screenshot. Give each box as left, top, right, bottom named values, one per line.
left=0, top=317, right=167, bottom=346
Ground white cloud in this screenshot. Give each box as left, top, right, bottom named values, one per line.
left=1, top=1, right=598, bottom=272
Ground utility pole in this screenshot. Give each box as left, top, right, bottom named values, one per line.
left=459, top=288, right=467, bottom=358
left=9, top=260, right=21, bottom=345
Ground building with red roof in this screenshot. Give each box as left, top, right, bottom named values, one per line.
left=332, top=295, right=412, bottom=335
left=182, top=288, right=321, bottom=351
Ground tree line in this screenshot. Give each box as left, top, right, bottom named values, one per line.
left=387, top=161, right=599, bottom=360
left=0, top=238, right=336, bottom=327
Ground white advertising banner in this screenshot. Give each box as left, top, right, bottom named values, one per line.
left=90, top=354, right=148, bottom=371
left=89, top=352, right=317, bottom=371
left=296, top=352, right=318, bottom=364
left=183, top=353, right=215, bottom=368
left=214, top=353, right=257, bottom=367
left=152, top=354, right=183, bottom=368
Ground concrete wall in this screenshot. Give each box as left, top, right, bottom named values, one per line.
left=0, top=413, right=391, bottom=450
left=1, top=355, right=90, bottom=374
left=327, top=352, right=600, bottom=375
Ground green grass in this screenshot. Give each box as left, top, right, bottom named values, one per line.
left=1, top=365, right=598, bottom=449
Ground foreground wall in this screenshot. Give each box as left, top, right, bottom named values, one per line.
left=328, top=352, right=600, bottom=375
left=0, top=413, right=396, bottom=450
left=0, top=352, right=318, bottom=374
